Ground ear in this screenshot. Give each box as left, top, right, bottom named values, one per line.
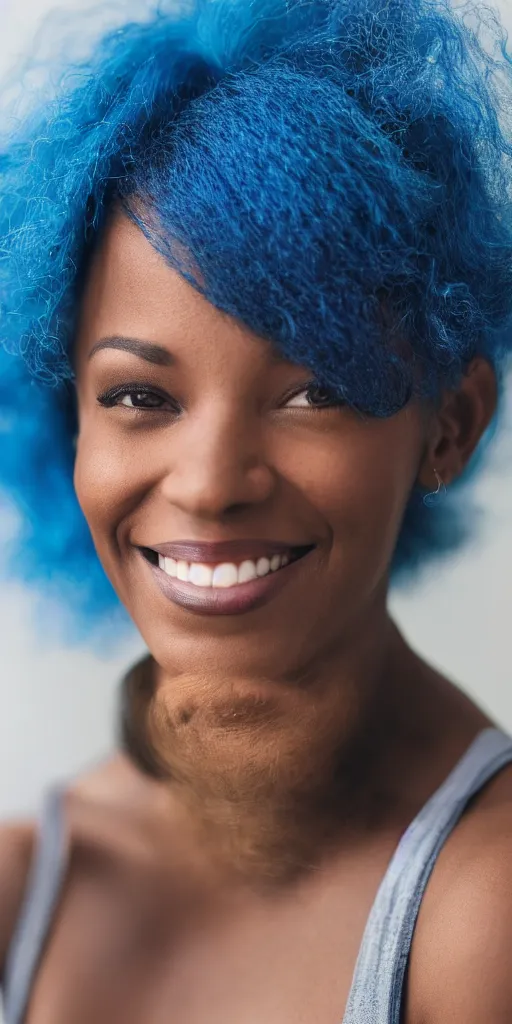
left=418, top=358, right=498, bottom=490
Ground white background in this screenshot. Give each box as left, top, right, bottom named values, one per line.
left=0, top=0, right=511, bottom=818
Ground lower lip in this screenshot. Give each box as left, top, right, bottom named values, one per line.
left=143, top=555, right=310, bottom=616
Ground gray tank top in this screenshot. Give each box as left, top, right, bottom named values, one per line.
left=3, top=727, right=512, bottom=1024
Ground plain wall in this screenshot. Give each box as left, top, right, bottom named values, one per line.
left=0, top=0, right=511, bottom=823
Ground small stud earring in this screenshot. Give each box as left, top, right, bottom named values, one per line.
left=423, top=468, right=446, bottom=508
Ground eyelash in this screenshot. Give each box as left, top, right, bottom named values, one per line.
left=284, top=382, right=345, bottom=410
left=96, top=381, right=345, bottom=413
left=97, top=383, right=181, bottom=413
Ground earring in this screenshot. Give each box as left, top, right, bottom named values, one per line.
left=423, top=468, right=446, bottom=508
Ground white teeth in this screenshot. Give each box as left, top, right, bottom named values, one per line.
left=189, top=563, right=213, bottom=587
left=176, top=560, right=189, bottom=582
left=156, top=552, right=294, bottom=588
left=212, top=563, right=239, bottom=588
left=238, top=560, right=258, bottom=583
left=256, top=556, right=271, bottom=577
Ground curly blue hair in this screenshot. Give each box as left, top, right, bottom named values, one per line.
left=1, top=0, right=512, bottom=639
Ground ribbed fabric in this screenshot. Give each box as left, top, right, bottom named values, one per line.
left=342, top=728, right=512, bottom=1023
left=3, top=789, right=67, bottom=1024
left=3, top=728, right=512, bottom=1024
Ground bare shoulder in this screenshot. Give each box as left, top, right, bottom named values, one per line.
left=70, top=752, right=162, bottom=812
left=67, top=755, right=182, bottom=897
left=0, top=822, right=35, bottom=976
left=406, top=761, right=512, bottom=1024
left=0, top=761, right=176, bottom=982
left=69, top=754, right=171, bottom=857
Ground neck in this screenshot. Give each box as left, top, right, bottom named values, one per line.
left=122, top=612, right=426, bottom=885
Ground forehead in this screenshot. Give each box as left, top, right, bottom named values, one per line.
left=75, top=210, right=281, bottom=371
left=79, top=211, right=203, bottom=338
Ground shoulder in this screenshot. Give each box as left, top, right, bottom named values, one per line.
left=0, top=758, right=162, bottom=973
left=406, top=760, right=512, bottom=1024
left=0, top=765, right=172, bottom=982
left=67, top=756, right=176, bottom=891
left=0, top=822, right=35, bottom=977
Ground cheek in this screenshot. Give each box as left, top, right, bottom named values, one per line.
left=73, top=428, right=145, bottom=552
left=279, top=412, right=422, bottom=579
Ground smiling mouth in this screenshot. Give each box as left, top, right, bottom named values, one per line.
left=141, top=545, right=312, bottom=590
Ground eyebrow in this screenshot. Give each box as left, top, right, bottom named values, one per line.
left=88, top=335, right=174, bottom=366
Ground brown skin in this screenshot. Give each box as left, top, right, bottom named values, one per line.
left=1, top=209, right=511, bottom=1022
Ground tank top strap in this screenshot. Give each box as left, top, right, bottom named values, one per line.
left=3, top=730, right=512, bottom=1024
left=342, top=727, right=512, bottom=1024
left=3, top=787, right=69, bottom=1024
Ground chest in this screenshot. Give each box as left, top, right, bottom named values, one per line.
left=24, top=861, right=385, bottom=1024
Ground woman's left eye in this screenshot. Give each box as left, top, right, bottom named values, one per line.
left=284, top=383, right=344, bottom=409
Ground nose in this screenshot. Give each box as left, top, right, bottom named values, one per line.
left=160, top=402, right=276, bottom=520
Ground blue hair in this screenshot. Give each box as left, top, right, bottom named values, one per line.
left=1, top=0, right=512, bottom=638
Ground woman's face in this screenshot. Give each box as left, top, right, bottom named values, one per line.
left=74, top=211, right=427, bottom=687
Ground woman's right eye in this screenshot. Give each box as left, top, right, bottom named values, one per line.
left=97, top=386, right=180, bottom=413
left=119, top=392, right=167, bottom=409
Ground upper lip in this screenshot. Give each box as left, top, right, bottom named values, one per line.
left=141, top=540, right=312, bottom=563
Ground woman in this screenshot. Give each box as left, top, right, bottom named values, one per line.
left=1, top=0, right=512, bottom=1020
